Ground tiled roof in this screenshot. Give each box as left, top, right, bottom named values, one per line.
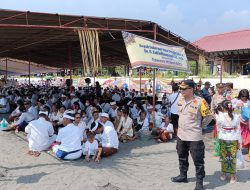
left=193, top=29, right=250, bottom=52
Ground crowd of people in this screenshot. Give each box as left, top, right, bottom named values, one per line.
left=0, top=79, right=249, bottom=190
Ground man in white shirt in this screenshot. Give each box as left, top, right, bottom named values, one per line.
left=90, top=122, right=119, bottom=160
left=24, top=100, right=38, bottom=119
left=112, top=91, right=121, bottom=102
left=100, top=113, right=114, bottom=128
left=25, top=111, right=54, bottom=157
left=108, top=102, right=118, bottom=120
left=168, top=84, right=180, bottom=136
left=52, top=110, right=83, bottom=160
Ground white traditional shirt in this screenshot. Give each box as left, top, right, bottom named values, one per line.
left=13, top=112, right=35, bottom=125
left=84, top=140, right=98, bottom=156
left=159, top=122, right=174, bottom=139
left=56, top=123, right=83, bottom=152
left=117, top=116, right=133, bottom=137
left=25, top=117, right=54, bottom=151
left=100, top=125, right=119, bottom=149
left=216, top=112, right=242, bottom=143
left=108, top=107, right=118, bottom=118
left=28, top=106, right=38, bottom=119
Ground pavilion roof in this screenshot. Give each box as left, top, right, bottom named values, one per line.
left=0, top=9, right=207, bottom=69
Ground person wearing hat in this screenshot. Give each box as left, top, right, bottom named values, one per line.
left=108, top=101, right=118, bottom=121
left=90, top=121, right=119, bottom=160
left=100, top=112, right=114, bottom=129
left=201, top=81, right=212, bottom=105
left=211, top=83, right=226, bottom=114
left=171, top=80, right=213, bottom=190
left=52, top=110, right=83, bottom=160
left=0, top=93, right=10, bottom=114
left=25, top=111, right=54, bottom=157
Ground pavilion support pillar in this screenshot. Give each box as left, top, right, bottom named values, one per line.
left=139, top=67, right=142, bottom=95
left=5, top=57, right=7, bottom=81
left=230, top=57, right=234, bottom=75
left=68, top=44, right=73, bottom=93
left=28, top=61, right=31, bottom=87
left=152, top=23, right=157, bottom=128
left=195, top=61, right=199, bottom=75
left=220, top=59, right=223, bottom=83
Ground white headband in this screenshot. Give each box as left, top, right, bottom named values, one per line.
left=63, top=113, right=75, bottom=120
left=90, top=122, right=99, bottom=132
left=39, top=111, right=48, bottom=116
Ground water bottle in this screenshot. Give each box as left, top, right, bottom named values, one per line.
left=1, top=118, right=7, bottom=129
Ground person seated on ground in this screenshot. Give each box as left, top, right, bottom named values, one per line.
left=113, top=108, right=123, bottom=130
left=25, top=100, right=38, bottom=119
left=61, top=94, right=71, bottom=109
left=90, top=121, right=119, bottom=161
left=74, top=113, right=88, bottom=142
left=52, top=110, right=83, bottom=160
left=72, top=101, right=81, bottom=114
left=146, top=105, right=154, bottom=130
left=10, top=105, right=35, bottom=132
left=25, top=111, right=54, bottom=157
left=155, top=115, right=174, bottom=143
left=84, top=99, right=93, bottom=121
left=108, top=101, right=118, bottom=122
left=87, top=110, right=100, bottom=129
left=8, top=99, right=24, bottom=122
left=143, top=98, right=152, bottom=112
left=134, top=111, right=150, bottom=136
left=0, top=93, right=10, bottom=114
left=81, top=110, right=89, bottom=125
left=84, top=132, right=101, bottom=163
left=117, top=109, right=134, bottom=142
left=100, top=112, right=114, bottom=128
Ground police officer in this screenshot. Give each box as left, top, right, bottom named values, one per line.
left=171, top=80, right=213, bottom=190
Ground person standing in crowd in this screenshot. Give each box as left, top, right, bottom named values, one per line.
left=52, top=110, right=83, bottom=160
left=168, top=83, right=180, bottom=137
left=201, top=81, right=212, bottom=105
left=171, top=80, right=212, bottom=190
left=232, top=89, right=250, bottom=161
left=194, top=82, right=202, bottom=97
left=224, top=82, right=235, bottom=100
left=211, top=83, right=226, bottom=114
left=216, top=100, right=242, bottom=183
left=25, top=111, right=54, bottom=157
left=211, top=83, right=226, bottom=157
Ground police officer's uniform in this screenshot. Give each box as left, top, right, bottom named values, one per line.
left=171, top=80, right=212, bottom=190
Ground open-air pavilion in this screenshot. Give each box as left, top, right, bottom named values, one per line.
left=0, top=9, right=207, bottom=78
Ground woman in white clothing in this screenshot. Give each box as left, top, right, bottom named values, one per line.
left=117, top=109, right=133, bottom=142
left=216, top=100, right=242, bottom=183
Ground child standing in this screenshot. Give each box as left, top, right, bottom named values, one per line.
left=216, top=100, right=242, bottom=183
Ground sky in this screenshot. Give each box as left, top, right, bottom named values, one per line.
left=1, top=0, right=250, bottom=41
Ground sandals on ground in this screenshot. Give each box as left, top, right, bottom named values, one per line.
left=230, top=176, right=237, bottom=184
left=220, top=174, right=226, bottom=181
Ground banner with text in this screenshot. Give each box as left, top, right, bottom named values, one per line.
left=122, top=31, right=189, bottom=72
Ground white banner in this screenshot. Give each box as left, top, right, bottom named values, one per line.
left=122, top=31, right=189, bottom=72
